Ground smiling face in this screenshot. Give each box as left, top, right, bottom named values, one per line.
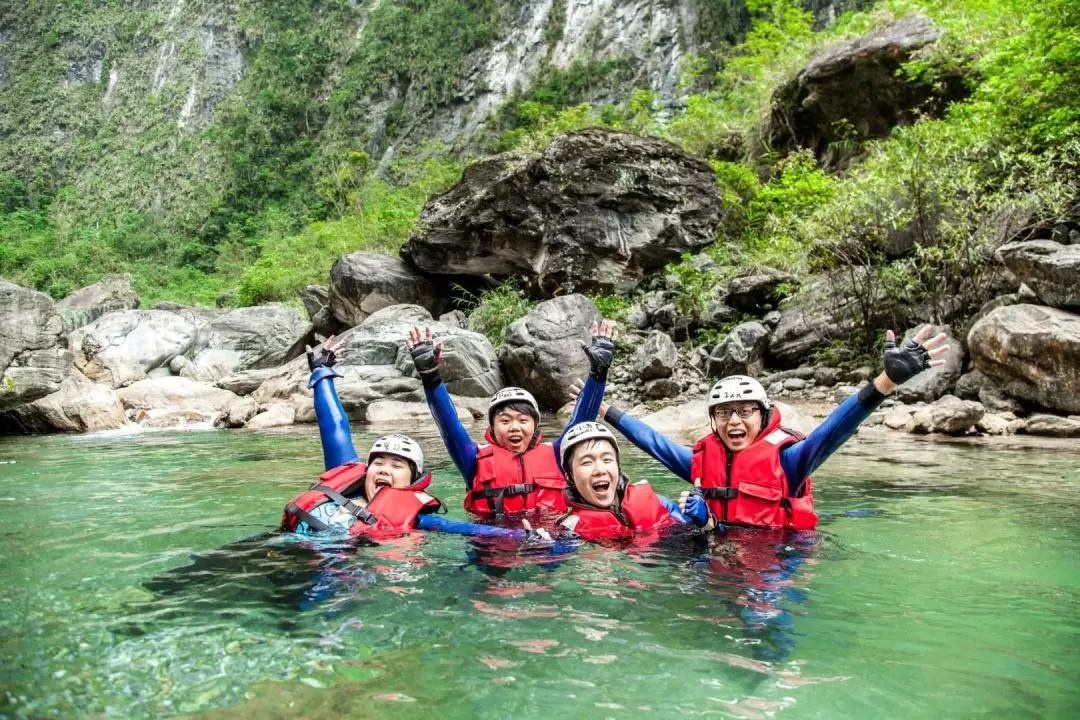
left=569, top=439, right=620, bottom=508
left=711, top=402, right=764, bottom=452
left=491, top=408, right=537, bottom=454
left=363, top=453, right=415, bottom=500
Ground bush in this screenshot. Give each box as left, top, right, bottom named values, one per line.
left=463, top=281, right=534, bottom=349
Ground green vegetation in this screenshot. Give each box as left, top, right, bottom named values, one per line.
left=461, top=280, right=535, bottom=348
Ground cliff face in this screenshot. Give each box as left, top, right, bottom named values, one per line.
left=0, top=0, right=862, bottom=232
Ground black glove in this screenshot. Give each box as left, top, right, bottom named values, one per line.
left=409, top=339, right=441, bottom=375
left=307, top=345, right=338, bottom=372
left=582, top=335, right=615, bottom=382
left=883, top=334, right=931, bottom=385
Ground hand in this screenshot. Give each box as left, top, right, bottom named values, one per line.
left=679, top=479, right=713, bottom=528
left=306, top=334, right=347, bottom=372
left=522, top=519, right=552, bottom=543
left=581, top=319, right=617, bottom=382
left=568, top=378, right=609, bottom=418
left=881, top=325, right=950, bottom=388
left=406, top=326, right=442, bottom=375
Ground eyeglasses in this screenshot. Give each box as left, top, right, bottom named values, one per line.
left=712, top=406, right=760, bottom=420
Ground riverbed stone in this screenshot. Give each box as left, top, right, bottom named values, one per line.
left=500, top=294, right=601, bottom=408
left=0, top=368, right=127, bottom=433
left=68, top=309, right=196, bottom=388
left=968, top=304, right=1080, bottom=414
left=633, top=331, right=678, bottom=380
left=1021, top=414, right=1080, bottom=438
left=893, top=325, right=964, bottom=403
left=997, top=240, right=1080, bottom=309
left=906, top=395, right=984, bottom=435
left=707, top=321, right=769, bottom=378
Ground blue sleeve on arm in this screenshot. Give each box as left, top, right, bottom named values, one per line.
left=310, top=369, right=360, bottom=470
left=553, top=376, right=606, bottom=462
left=657, top=493, right=689, bottom=524
left=424, top=382, right=479, bottom=488
left=416, top=513, right=524, bottom=538
left=779, top=384, right=886, bottom=495
left=606, top=408, right=693, bottom=481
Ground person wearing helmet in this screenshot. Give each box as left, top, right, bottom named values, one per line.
left=283, top=336, right=544, bottom=540
left=404, top=321, right=617, bottom=518
left=555, top=421, right=688, bottom=540
left=596, top=325, right=951, bottom=531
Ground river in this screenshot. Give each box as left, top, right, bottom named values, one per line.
left=1, top=424, right=1078, bottom=718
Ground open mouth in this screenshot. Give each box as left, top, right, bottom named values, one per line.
left=727, top=429, right=747, bottom=441
left=591, top=478, right=612, bottom=493
left=374, top=478, right=393, bottom=488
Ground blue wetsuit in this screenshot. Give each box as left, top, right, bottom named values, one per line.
left=604, top=383, right=889, bottom=497
left=420, top=373, right=606, bottom=490
left=299, top=367, right=524, bottom=538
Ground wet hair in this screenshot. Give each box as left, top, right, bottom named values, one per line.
left=488, top=400, right=540, bottom=427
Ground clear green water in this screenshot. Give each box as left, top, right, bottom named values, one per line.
left=1, top=425, right=1078, bottom=719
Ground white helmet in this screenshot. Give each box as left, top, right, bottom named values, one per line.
left=367, top=434, right=425, bottom=478
left=560, top=422, right=620, bottom=469
left=707, top=375, right=771, bottom=411
left=487, top=386, right=540, bottom=425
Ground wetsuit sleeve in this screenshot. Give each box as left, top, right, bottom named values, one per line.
left=310, top=368, right=361, bottom=470
left=779, top=383, right=888, bottom=496
left=552, top=375, right=606, bottom=462
left=603, top=405, right=693, bottom=481
left=415, top=514, right=525, bottom=538
left=657, top=494, right=690, bottom=524
left=422, top=378, right=479, bottom=489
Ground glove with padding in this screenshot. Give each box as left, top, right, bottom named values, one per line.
left=883, top=332, right=931, bottom=385
left=679, top=481, right=713, bottom=528
left=307, top=345, right=338, bottom=372
left=582, top=335, right=615, bottom=382
left=409, top=338, right=442, bottom=375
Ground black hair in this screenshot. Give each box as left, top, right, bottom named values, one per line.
left=488, top=400, right=540, bottom=428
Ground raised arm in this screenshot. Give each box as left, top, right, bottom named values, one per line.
left=407, top=327, right=479, bottom=487
left=603, top=405, right=693, bottom=481
left=307, top=336, right=360, bottom=470
left=554, top=320, right=615, bottom=459
left=780, top=324, right=951, bottom=495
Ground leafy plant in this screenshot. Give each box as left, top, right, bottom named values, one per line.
left=462, top=280, right=535, bottom=349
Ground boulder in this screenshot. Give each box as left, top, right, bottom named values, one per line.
left=438, top=309, right=469, bottom=329
left=365, top=399, right=471, bottom=427
left=0, top=280, right=71, bottom=412
left=968, top=304, right=1080, bottom=413
left=402, top=128, right=722, bottom=296
left=697, top=300, right=737, bottom=330
left=1021, top=414, right=1080, bottom=438
left=245, top=403, right=296, bottom=429
left=642, top=377, right=681, bottom=400
left=892, top=325, right=964, bottom=403
left=215, top=368, right=281, bottom=396
left=190, top=305, right=313, bottom=381
left=215, top=396, right=260, bottom=428
left=997, top=240, right=1080, bottom=309
left=953, top=370, right=989, bottom=400
left=724, top=270, right=796, bottom=314
left=328, top=252, right=448, bottom=328
left=116, top=376, right=240, bottom=425
left=707, top=321, right=770, bottom=377
left=0, top=368, right=127, bottom=433
left=68, top=309, right=195, bottom=388
left=766, top=15, right=968, bottom=168
left=882, top=405, right=916, bottom=430
left=152, top=302, right=220, bottom=331
left=250, top=307, right=501, bottom=419
left=976, top=413, right=1013, bottom=436
left=633, top=331, right=678, bottom=381
left=57, top=273, right=140, bottom=331
left=906, top=395, right=984, bottom=435
left=499, top=294, right=601, bottom=408
left=300, top=285, right=329, bottom=320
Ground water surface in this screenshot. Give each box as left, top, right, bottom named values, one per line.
left=1, top=424, right=1078, bottom=719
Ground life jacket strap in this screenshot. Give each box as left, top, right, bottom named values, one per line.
left=286, top=503, right=331, bottom=532
left=702, top=487, right=738, bottom=500
left=312, top=483, right=378, bottom=525
left=469, top=482, right=536, bottom=516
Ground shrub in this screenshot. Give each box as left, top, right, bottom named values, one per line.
left=463, top=280, right=535, bottom=348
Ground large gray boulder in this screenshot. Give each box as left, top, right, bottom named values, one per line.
left=633, top=331, right=678, bottom=381
left=0, top=280, right=71, bottom=413
left=499, top=294, right=602, bottom=408
left=251, top=305, right=502, bottom=419
left=997, top=240, right=1080, bottom=309
left=56, top=273, right=140, bottom=331
left=906, top=395, right=985, bottom=435
left=968, top=304, right=1080, bottom=413
left=402, top=128, right=721, bottom=296
left=1021, top=414, right=1080, bottom=438
left=0, top=368, right=127, bottom=433
left=893, top=325, right=964, bottom=403
left=767, top=282, right=852, bottom=368
left=707, top=321, right=770, bottom=377
left=190, top=305, right=313, bottom=381
left=766, top=15, right=968, bottom=168
left=328, top=252, right=448, bottom=328
left=68, top=309, right=196, bottom=388
left=117, top=376, right=240, bottom=426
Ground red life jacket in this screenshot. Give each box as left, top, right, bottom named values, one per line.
left=559, top=478, right=679, bottom=540
left=466, top=429, right=567, bottom=516
left=281, top=462, right=443, bottom=538
left=690, top=409, right=817, bottom=530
